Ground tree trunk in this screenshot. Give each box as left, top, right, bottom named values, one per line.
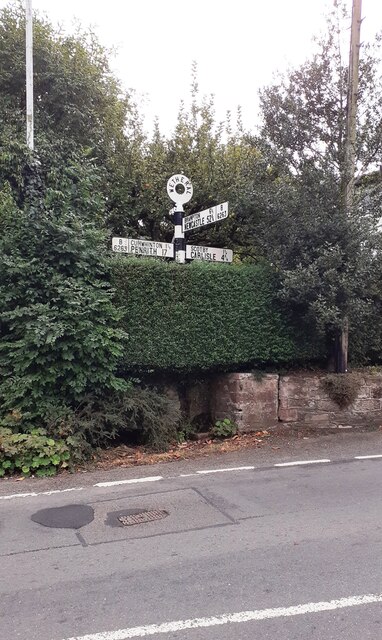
left=334, top=320, right=349, bottom=373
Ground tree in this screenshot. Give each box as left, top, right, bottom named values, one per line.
left=259, top=2, right=382, bottom=178
left=112, top=65, right=274, bottom=254
left=0, top=1, right=143, bottom=229
left=256, top=0, right=382, bottom=369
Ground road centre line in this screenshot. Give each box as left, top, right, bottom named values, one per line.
left=94, top=476, right=163, bottom=488
left=62, top=592, right=382, bottom=640
left=196, top=466, right=255, bottom=474
left=0, top=487, right=84, bottom=501
left=274, top=459, right=331, bottom=467
left=2, top=455, right=382, bottom=501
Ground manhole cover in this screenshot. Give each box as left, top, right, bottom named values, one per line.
left=118, top=509, right=169, bottom=526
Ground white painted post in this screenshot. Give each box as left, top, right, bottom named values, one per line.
left=166, top=174, right=193, bottom=264
left=173, top=204, right=186, bottom=264
left=25, top=0, right=34, bottom=151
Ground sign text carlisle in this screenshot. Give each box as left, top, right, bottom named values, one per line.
left=186, top=245, right=233, bottom=263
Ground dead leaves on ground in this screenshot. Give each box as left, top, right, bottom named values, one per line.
left=86, top=431, right=272, bottom=472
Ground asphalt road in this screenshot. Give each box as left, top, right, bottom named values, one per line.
left=1, top=431, right=382, bottom=640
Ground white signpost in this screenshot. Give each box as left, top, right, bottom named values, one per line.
left=186, top=245, right=233, bottom=263
left=183, top=202, right=229, bottom=232
left=111, top=177, right=232, bottom=264
left=112, top=237, right=174, bottom=258
left=166, top=174, right=193, bottom=264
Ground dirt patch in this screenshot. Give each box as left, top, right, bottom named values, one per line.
left=80, top=426, right=360, bottom=473
left=78, top=432, right=267, bottom=472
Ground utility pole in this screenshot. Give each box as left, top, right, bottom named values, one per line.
left=336, top=0, right=362, bottom=373
left=25, top=0, right=34, bottom=151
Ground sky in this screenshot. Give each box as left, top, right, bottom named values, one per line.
left=6, top=0, right=382, bottom=135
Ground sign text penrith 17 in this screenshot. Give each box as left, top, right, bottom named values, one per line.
left=112, top=237, right=174, bottom=258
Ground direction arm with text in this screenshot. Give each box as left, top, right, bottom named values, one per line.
left=112, top=238, right=174, bottom=258
left=186, top=245, right=233, bottom=263
left=183, top=202, right=229, bottom=232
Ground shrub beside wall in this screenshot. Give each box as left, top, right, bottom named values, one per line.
left=111, top=259, right=323, bottom=374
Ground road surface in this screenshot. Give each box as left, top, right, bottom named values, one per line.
left=1, top=430, right=382, bottom=639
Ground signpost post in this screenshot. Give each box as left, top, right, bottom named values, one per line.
left=166, top=174, right=193, bottom=264
left=111, top=175, right=232, bottom=264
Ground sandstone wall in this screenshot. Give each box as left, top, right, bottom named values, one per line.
left=211, top=372, right=382, bottom=431
left=279, top=372, right=382, bottom=429
left=167, top=371, right=382, bottom=432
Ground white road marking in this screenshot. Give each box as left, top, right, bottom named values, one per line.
left=1, top=454, right=381, bottom=502
left=274, top=459, right=331, bottom=467
left=196, top=466, right=255, bottom=474
left=62, top=592, right=382, bottom=639
left=0, top=487, right=84, bottom=501
left=94, top=476, right=163, bottom=488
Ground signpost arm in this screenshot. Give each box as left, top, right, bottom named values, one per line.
left=173, top=205, right=185, bottom=264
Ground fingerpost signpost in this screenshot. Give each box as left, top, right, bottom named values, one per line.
left=112, top=174, right=232, bottom=264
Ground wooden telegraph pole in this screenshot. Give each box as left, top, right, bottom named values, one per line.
left=336, top=0, right=362, bottom=373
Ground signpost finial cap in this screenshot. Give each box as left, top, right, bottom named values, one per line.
left=167, top=174, right=193, bottom=206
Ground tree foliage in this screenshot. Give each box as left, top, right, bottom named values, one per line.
left=0, top=2, right=132, bottom=150
left=259, top=2, right=382, bottom=177
left=255, top=1, right=382, bottom=359
left=109, top=65, right=277, bottom=260
left=0, top=1, right=142, bottom=228
left=0, top=153, right=128, bottom=422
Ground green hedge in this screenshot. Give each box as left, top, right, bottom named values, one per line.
left=111, top=259, right=322, bottom=374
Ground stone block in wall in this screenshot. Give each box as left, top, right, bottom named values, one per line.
left=186, top=383, right=212, bottom=427
left=211, top=373, right=279, bottom=431
left=278, top=406, right=298, bottom=422
left=163, top=384, right=182, bottom=415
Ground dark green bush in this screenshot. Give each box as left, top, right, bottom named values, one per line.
left=348, top=302, right=382, bottom=366
left=65, top=387, right=181, bottom=452
left=0, top=157, right=128, bottom=423
left=111, top=258, right=323, bottom=374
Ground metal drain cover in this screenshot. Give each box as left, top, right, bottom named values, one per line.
left=118, top=509, right=169, bottom=526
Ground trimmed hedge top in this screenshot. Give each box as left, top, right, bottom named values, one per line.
left=111, top=258, right=320, bottom=374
